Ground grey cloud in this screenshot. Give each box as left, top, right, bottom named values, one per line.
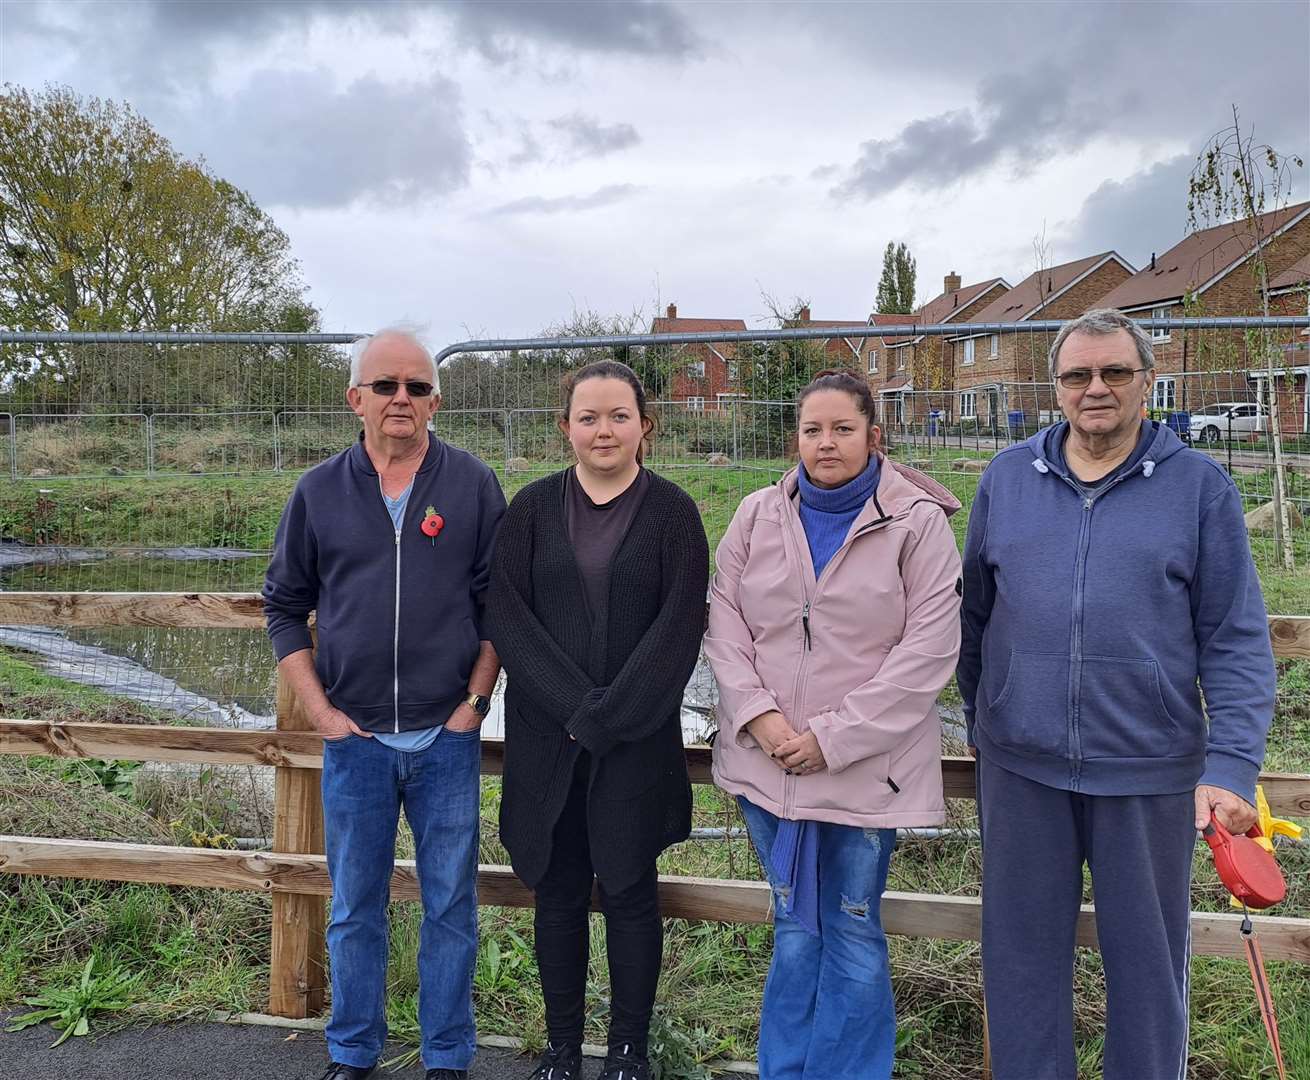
left=1060, top=152, right=1310, bottom=269
left=445, top=0, right=698, bottom=62
left=834, top=67, right=1103, bottom=201
left=507, top=127, right=546, bottom=168
left=487, top=183, right=643, bottom=217
left=196, top=70, right=470, bottom=208
left=548, top=113, right=640, bottom=159
left=1059, top=156, right=1196, bottom=267
left=60, top=0, right=697, bottom=61
left=780, top=0, right=1308, bottom=162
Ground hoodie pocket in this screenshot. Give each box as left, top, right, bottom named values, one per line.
left=1077, top=657, right=1180, bottom=760
left=983, top=651, right=1071, bottom=759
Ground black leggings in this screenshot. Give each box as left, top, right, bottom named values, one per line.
left=532, top=755, right=662, bottom=1053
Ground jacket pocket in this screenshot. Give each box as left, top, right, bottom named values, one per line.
left=982, top=651, right=1071, bottom=759
left=1077, top=657, right=1181, bottom=760
left=403, top=616, right=480, bottom=709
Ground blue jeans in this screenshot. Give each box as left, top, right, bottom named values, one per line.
left=739, top=798, right=898, bottom=1080
left=321, top=727, right=481, bottom=1071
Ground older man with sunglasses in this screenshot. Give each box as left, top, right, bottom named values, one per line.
left=264, top=328, right=506, bottom=1080
left=958, top=308, right=1275, bottom=1079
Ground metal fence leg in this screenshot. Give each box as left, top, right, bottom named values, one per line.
left=3, top=414, right=14, bottom=481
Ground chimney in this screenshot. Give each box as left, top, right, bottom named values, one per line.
left=1150, top=253, right=1157, bottom=271
left=798, top=305, right=811, bottom=322
left=666, top=302, right=677, bottom=319
left=944, top=271, right=962, bottom=294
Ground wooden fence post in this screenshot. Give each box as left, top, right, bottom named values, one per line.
left=269, top=662, right=326, bottom=1018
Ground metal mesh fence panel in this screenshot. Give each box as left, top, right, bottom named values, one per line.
left=1, top=318, right=1306, bottom=736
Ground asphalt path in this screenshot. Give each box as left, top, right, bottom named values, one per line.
left=0, top=1015, right=540, bottom=1080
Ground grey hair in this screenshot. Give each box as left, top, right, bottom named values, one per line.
left=349, top=326, right=440, bottom=392
left=1048, top=308, right=1155, bottom=379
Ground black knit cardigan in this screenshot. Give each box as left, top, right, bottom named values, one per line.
left=487, top=468, right=709, bottom=891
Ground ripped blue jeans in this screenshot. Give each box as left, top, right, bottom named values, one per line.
left=739, top=797, right=897, bottom=1080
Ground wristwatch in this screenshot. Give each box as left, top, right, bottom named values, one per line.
left=464, top=692, right=491, bottom=717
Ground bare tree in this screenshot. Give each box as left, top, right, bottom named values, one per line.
left=1189, top=105, right=1304, bottom=570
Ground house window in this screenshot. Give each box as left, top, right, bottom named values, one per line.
left=962, top=339, right=976, bottom=366
left=727, top=361, right=740, bottom=383
left=867, top=348, right=879, bottom=374
left=989, top=334, right=999, bottom=358
left=1151, top=306, right=1171, bottom=342
left=960, top=390, right=978, bottom=419
left=686, top=396, right=705, bottom=413
left=1152, top=377, right=1176, bottom=412
left=688, top=359, right=706, bottom=378
left=897, top=348, right=906, bottom=371
left=716, top=392, right=744, bottom=408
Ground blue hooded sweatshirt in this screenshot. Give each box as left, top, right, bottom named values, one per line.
left=957, top=421, right=1274, bottom=801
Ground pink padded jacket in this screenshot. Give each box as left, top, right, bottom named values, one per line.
left=706, top=457, right=963, bottom=828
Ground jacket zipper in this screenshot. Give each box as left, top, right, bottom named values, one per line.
left=776, top=486, right=900, bottom=815
left=380, top=477, right=406, bottom=735
left=1052, top=463, right=1143, bottom=790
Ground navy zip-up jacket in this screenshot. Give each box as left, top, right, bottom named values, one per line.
left=958, top=421, right=1274, bottom=801
left=263, top=432, right=507, bottom=734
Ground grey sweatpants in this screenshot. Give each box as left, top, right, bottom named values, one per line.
left=977, top=754, right=1196, bottom=1080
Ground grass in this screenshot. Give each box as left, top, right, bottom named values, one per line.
left=0, top=654, right=1307, bottom=1076
left=2, top=432, right=1309, bottom=1075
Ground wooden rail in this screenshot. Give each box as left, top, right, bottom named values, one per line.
left=1, top=837, right=1306, bottom=964
left=1, top=591, right=1308, bottom=1024
left=3, top=592, right=1309, bottom=658
left=3, top=719, right=1308, bottom=816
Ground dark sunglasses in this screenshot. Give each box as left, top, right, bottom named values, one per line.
left=1055, top=366, right=1147, bottom=389
left=358, top=379, right=436, bottom=398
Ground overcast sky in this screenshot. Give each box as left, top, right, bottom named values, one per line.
left=3, top=0, right=1308, bottom=344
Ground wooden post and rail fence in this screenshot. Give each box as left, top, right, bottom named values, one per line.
left=0, top=592, right=1307, bottom=1028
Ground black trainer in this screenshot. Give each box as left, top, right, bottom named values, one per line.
left=318, top=1065, right=375, bottom=1080
left=528, top=1041, right=584, bottom=1080
left=598, top=1043, right=649, bottom=1080
left=425, top=1070, right=468, bottom=1079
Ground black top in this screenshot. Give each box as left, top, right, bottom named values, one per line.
left=564, top=466, right=651, bottom=624
left=262, top=432, right=507, bottom=733
left=487, top=468, right=709, bottom=892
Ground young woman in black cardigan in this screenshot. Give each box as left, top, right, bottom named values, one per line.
left=487, top=360, right=709, bottom=1080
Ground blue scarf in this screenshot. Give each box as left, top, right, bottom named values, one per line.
left=797, top=455, right=881, bottom=578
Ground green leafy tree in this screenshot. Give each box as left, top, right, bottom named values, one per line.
left=0, top=84, right=316, bottom=402
left=875, top=241, right=917, bottom=314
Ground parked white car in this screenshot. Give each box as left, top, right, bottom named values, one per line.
left=1188, top=402, right=1268, bottom=444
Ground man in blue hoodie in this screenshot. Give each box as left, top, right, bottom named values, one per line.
left=958, top=308, right=1274, bottom=1080
left=264, top=328, right=507, bottom=1080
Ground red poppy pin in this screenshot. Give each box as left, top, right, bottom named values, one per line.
left=420, top=505, right=444, bottom=545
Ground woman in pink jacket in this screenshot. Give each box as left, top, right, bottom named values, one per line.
left=705, top=369, right=962, bottom=1080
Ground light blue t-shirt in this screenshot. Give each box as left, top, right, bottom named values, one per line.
left=373, top=479, right=442, bottom=753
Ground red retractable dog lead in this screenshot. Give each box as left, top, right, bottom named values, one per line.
left=1201, top=814, right=1288, bottom=1080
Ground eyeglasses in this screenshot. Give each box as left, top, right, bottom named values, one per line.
left=1054, top=366, right=1147, bottom=389
left=357, top=379, right=436, bottom=398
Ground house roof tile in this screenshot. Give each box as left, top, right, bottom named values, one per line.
left=965, top=252, right=1127, bottom=326
left=1270, top=251, right=1310, bottom=292
left=1096, top=201, right=1310, bottom=310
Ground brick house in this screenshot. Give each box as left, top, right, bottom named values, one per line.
left=1095, top=201, right=1310, bottom=431
left=950, top=252, right=1135, bottom=430
left=649, top=303, right=748, bottom=412
left=875, top=272, right=1010, bottom=425
left=1266, top=252, right=1310, bottom=434
left=791, top=306, right=883, bottom=371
